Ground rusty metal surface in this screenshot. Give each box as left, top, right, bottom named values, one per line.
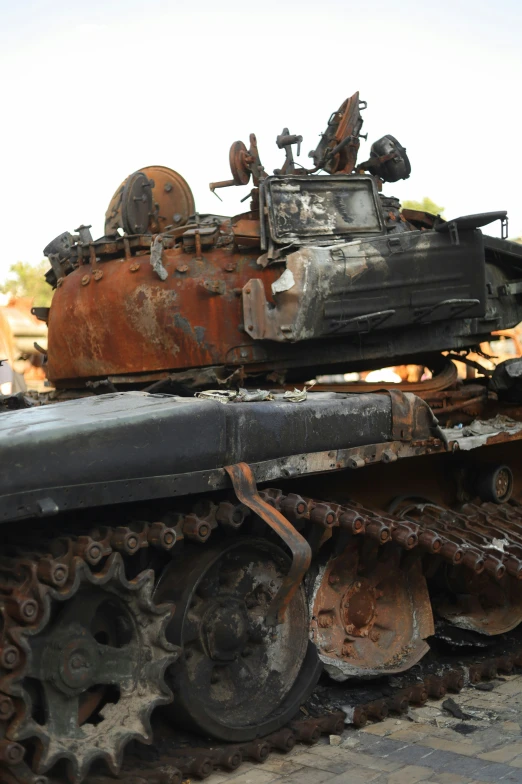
left=210, top=134, right=267, bottom=196
left=42, top=92, right=522, bottom=388
left=310, top=540, right=433, bottom=679
left=309, top=92, right=364, bottom=174
left=0, top=527, right=179, bottom=783
left=104, top=166, right=195, bottom=236
left=310, top=356, right=459, bottom=394
left=46, top=248, right=278, bottom=383
left=4, top=464, right=522, bottom=781
left=394, top=499, right=522, bottom=635
left=443, top=415, right=522, bottom=451
left=142, top=166, right=195, bottom=233
left=260, top=488, right=522, bottom=643
left=225, top=462, right=311, bottom=625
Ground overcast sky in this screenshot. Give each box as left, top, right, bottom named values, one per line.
left=0, top=0, right=520, bottom=281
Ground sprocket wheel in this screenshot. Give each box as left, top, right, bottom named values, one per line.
left=154, top=538, right=321, bottom=742
left=10, top=554, right=178, bottom=783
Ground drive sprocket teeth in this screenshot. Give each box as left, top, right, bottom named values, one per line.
left=2, top=553, right=179, bottom=783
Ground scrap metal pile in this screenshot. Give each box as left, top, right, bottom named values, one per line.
left=2, top=93, right=522, bottom=784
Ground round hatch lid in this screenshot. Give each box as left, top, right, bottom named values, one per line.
left=121, top=170, right=153, bottom=234
left=104, top=166, right=195, bottom=236
left=141, top=165, right=195, bottom=233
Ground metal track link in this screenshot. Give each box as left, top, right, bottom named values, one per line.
left=3, top=489, right=522, bottom=783
left=259, top=490, right=522, bottom=581
left=0, top=523, right=179, bottom=784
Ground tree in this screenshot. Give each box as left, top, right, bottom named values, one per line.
left=402, top=197, right=445, bottom=216
left=0, top=261, right=53, bottom=306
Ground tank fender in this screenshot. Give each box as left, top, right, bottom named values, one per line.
left=0, top=390, right=441, bottom=522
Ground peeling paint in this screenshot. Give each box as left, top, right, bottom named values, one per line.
left=271, top=268, right=296, bottom=295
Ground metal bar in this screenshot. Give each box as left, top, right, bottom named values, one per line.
left=225, top=462, right=311, bottom=626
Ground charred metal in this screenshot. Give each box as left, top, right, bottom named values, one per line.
left=37, top=93, right=522, bottom=390
left=3, top=92, right=522, bottom=784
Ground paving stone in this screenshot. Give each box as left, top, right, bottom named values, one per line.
left=386, top=765, right=433, bottom=783
left=362, top=718, right=408, bottom=736
left=196, top=675, right=522, bottom=784
left=424, top=773, right=471, bottom=783
left=420, top=736, right=481, bottom=756
left=466, top=766, right=522, bottom=782
left=434, top=756, right=490, bottom=778
left=397, top=723, right=433, bottom=734
left=340, top=735, right=361, bottom=748
left=286, top=750, right=351, bottom=775
left=420, top=725, right=478, bottom=742
left=307, top=745, right=403, bottom=772
left=464, top=698, right=503, bottom=710
left=250, top=755, right=304, bottom=775
left=271, top=766, right=334, bottom=783
left=391, top=745, right=439, bottom=766
left=205, top=764, right=260, bottom=784
left=460, top=692, right=500, bottom=703
left=494, top=678, right=522, bottom=697
left=202, top=773, right=237, bottom=784
left=426, top=773, right=483, bottom=784
left=221, top=769, right=279, bottom=784
left=387, top=727, right=430, bottom=742
left=478, top=740, right=522, bottom=762
left=357, top=734, right=521, bottom=779
left=410, top=706, right=443, bottom=721
left=306, top=770, right=380, bottom=784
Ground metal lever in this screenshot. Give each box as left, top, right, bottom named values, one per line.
left=210, top=134, right=267, bottom=196
left=275, top=128, right=303, bottom=175
left=276, top=129, right=302, bottom=156
left=330, top=134, right=359, bottom=159
left=225, top=462, right=311, bottom=626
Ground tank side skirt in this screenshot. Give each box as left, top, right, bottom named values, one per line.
left=4, top=422, right=522, bottom=524
left=0, top=437, right=447, bottom=524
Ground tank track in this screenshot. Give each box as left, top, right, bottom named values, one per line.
left=90, top=636, right=522, bottom=784
left=2, top=491, right=522, bottom=783
left=0, top=524, right=179, bottom=784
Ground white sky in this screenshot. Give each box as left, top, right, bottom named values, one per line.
left=0, top=0, right=520, bottom=281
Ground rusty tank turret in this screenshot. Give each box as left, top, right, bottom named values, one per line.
left=2, top=93, right=522, bottom=784
left=39, top=92, right=522, bottom=392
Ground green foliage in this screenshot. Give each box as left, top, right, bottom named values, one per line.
left=402, top=197, right=445, bottom=216
left=0, top=260, right=53, bottom=306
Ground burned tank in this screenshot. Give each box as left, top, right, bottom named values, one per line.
left=2, top=93, right=522, bottom=784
